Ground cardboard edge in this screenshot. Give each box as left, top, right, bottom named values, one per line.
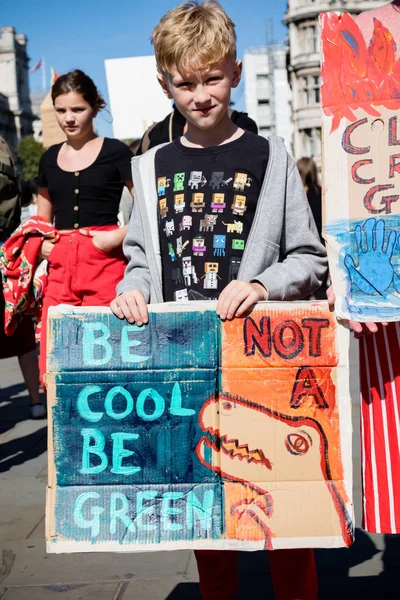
left=46, top=374, right=57, bottom=488
left=46, top=535, right=347, bottom=554
left=48, top=300, right=330, bottom=317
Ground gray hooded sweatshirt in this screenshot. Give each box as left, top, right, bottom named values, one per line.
left=117, top=136, right=328, bottom=303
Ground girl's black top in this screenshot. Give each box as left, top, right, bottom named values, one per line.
left=36, top=138, right=133, bottom=230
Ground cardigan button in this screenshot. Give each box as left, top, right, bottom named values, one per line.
left=74, top=188, right=79, bottom=194
left=74, top=223, right=79, bottom=229
left=74, top=205, right=79, bottom=211
left=75, top=171, right=79, bottom=177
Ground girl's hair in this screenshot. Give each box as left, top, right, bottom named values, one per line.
left=297, top=157, right=319, bottom=189
left=51, top=70, right=106, bottom=112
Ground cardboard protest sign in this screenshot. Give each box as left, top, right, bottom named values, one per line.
left=45, top=301, right=353, bottom=553
left=321, top=12, right=400, bottom=321
left=40, top=92, right=66, bottom=149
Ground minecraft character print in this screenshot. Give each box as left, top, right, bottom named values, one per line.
left=210, top=172, right=224, bottom=190
left=176, top=236, right=189, bottom=257
left=159, top=198, right=168, bottom=219
left=172, top=268, right=184, bottom=286
left=182, top=257, right=198, bottom=286
left=173, top=172, right=185, bottom=192
left=157, top=176, right=170, bottom=196
left=211, top=193, right=226, bottom=213
left=202, top=262, right=221, bottom=290
left=213, top=234, right=226, bottom=257
left=174, top=288, right=189, bottom=302
left=188, top=171, right=207, bottom=189
left=190, top=193, right=205, bottom=213
left=164, top=219, right=175, bottom=237
left=231, top=195, right=247, bottom=216
left=229, top=257, right=241, bottom=280
left=233, top=172, right=251, bottom=191
left=179, top=215, right=192, bottom=231
left=192, top=235, right=206, bottom=256
left=199, top=214, right=218, bottom=232
left=232, top=238, right=245, bottom=251
left=168, top=242, right=176, bottom=261
left=174, top=194, right=185, bottom=213
left=222, top=220, right=243, bottom=234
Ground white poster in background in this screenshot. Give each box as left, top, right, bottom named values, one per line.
left=105, top=55, right=172, bottom=140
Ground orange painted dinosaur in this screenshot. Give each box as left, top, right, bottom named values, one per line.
left=196, top=393, right=353, bottom=549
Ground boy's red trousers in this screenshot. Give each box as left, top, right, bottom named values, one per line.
left=39, top=226, right=126, bottom=381
left=195, top=548, right=317, bottom=600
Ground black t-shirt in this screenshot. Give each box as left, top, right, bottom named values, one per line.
left=36, top=138, right=133, bottom=229
left=156, top=131, right=269, bottom=301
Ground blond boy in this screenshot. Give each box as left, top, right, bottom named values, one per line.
left=111, top=2, right=326, bottom=598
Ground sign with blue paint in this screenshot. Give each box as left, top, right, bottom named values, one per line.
left=321, top=13, right=400, bottom=321
left=46, top=302, right=353, bottom=553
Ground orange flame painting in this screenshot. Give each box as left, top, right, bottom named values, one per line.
left=321, top=12, right=400, bottom=132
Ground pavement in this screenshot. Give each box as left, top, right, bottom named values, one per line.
left=0, top=339, right=399, bottom=600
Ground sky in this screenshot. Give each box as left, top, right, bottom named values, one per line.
left=2, top=0, right=288, bottom=138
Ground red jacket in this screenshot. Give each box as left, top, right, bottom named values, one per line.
left=0, top=216, right=56, bottom=338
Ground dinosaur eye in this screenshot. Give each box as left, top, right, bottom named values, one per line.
left=285, top=433, right=310, bottom=455
left=222, top=401, right=233, bottom=411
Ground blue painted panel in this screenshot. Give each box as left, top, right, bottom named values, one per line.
left=53, top=483, right=223, bottom=544
left=325, top=216, right=400, bottom=319
left=47, top=309, right=219, bottom=372
left=51, top=370, right=218, bottom=486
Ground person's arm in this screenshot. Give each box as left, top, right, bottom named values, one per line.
left=37, top=188, right=57, bottom=259
left=253, top=161, right=328, bottom=300
left=110, top=191, right=151, bottom=326
left=81, top=181, right=134, bottom=251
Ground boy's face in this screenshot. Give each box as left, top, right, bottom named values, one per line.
left=158, top=58, right=242, bottom=132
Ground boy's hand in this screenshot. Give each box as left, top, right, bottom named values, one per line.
left=217, top=281, right=267, bottom=321
left=326, top=285, right=387, bottom=336
left=110, top=290, right=149, bottom=326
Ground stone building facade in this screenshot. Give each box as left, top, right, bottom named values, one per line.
left=244, top=45, right=293, bottom=152
left=0, top=26, right=34, bottom=149
left=284, top=0, right=386, bottom=164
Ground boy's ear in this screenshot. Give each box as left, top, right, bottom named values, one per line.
left=157, top=74, right=173, bottom=100
left=231, top=60, right=242, bottom=89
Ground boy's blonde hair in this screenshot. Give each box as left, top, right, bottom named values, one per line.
left=152, top=1, right=236, bottom=76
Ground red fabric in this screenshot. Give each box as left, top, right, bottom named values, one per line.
left=359, top=322, right=400, bottom=534
left=194, top=548, right=317, bottom=600
left=40, top=226, right=126, bottom=382
left=0, top=216, right=55, bottom=337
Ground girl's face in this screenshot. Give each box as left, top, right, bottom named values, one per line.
left=54, top=91, right=96, bottom=140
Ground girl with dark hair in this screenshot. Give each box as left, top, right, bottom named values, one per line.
left=36, top=69, right=133, bottom=381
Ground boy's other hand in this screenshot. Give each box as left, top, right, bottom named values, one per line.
left=110, top=290, right=149, bottom=326
left=217, top=281, right=267, bottom=321
left=326, top=285, right=388, bottom=336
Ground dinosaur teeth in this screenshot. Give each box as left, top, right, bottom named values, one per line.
left=203, top=431, right=272, bottom=469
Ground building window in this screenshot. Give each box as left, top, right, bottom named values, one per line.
left=299, top=75, right=321, bottom=106
left=258, top=99, right=271, bottom=126
left=256, top=74, right=269, bottom=99
left=300, top=24, right=320, bottom=54
left=313, top=76, right=320, bottom=103
left=301, top=127, right=321, bottom=158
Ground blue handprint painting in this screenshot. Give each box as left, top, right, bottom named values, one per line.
left=345, top=219, right=400, bottom=296
left=325, top=216, right=400, bottom=320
